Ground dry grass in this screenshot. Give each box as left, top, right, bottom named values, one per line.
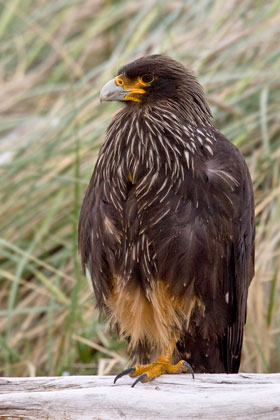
left=0, top=0, right=279, bottom=376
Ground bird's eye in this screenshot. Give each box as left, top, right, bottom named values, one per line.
left=140, top=74, right=154, bottom=84
left=116, top=77, right=124, bottom=86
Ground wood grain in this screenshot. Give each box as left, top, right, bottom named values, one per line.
left=0, top=374, right=279, bottom=420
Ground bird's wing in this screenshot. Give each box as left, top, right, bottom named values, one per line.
left=78, top=171, right=118, bottom=310
left=217, top=140, right=255, bottom=373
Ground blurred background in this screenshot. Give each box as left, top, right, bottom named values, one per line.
left=0, top=0, right=280, bottom=377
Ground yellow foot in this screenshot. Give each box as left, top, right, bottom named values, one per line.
left=114, top=358, right=194, bottom=387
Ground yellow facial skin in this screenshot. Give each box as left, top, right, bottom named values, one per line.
left=99, top=73, right=155, bottom=103
left=115, top=74, right=154, bottom=102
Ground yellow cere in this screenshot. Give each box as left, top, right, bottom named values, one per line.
left=115, top=74, right=154, bottom=102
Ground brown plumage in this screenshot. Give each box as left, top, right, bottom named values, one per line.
left=78, top=55, right=255, bottom=380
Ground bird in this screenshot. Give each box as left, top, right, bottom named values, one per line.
left=78, top=54, right=255, bottom=387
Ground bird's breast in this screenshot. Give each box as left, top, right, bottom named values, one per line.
left=97, top=107, right=233, bottom=293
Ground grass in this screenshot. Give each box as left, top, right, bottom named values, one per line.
left=0, top=0, right=280, bottom=376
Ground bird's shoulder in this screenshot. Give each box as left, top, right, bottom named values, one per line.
left=196, top=126, right=252, bottom=193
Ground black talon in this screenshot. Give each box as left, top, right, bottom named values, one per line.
left=131, top=373, right=147, bottom=388
left=183, top=361, right=195, bottom=379
left=114, top=367, right=136, bottom=384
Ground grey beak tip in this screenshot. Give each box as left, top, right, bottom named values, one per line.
left=99, top=78, right=127, bottom=102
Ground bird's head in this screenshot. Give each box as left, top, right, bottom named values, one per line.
left=100, top=55, right=212, bottom=123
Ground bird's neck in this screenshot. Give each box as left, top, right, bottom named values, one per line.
left=163, top=99, right=213, bottom=128
left=101, top=103, right=216, bottom=187
left=123, top=99, right=213, bottom=128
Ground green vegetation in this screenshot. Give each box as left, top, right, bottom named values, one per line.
left=0, top=0, right=279, bottom=376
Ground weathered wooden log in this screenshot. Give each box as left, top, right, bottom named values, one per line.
left=0, top=374, right=279, bottom=420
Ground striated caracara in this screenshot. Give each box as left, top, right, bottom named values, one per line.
left=78, top=55, right=255, bottom=386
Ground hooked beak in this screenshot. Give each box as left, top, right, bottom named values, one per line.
left=100, top=78, right=127, bottom=103
left=100, top=75, right=146, bottom=103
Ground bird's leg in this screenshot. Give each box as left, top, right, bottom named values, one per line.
left=114, top=338, right=194, bottom=387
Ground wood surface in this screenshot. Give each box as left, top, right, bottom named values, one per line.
left=0, top=373, right=279, bottom=420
